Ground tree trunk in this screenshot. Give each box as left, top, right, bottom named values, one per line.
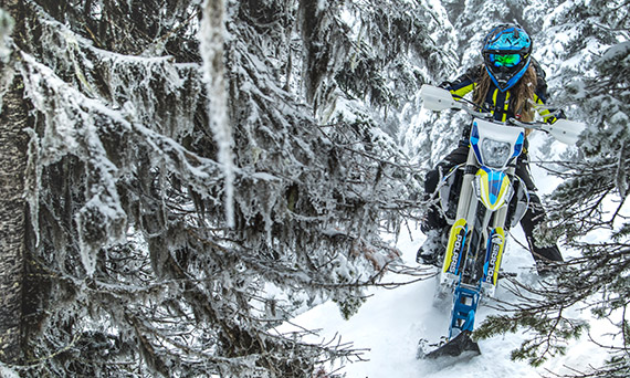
left=0, top=1, right=27, bottom=364
left=0, top=72, right=27, bottom=365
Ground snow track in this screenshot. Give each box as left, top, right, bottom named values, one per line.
left=284, top=228, right=609, bottom=377
left=283, top=134, right=612, bottom=377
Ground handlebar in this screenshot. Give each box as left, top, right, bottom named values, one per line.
left=419, top=84, right=586, bottom=145
left=451, top=94, right=546, bottom=130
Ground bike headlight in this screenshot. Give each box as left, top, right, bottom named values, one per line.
left=481, top=139, right=512, bottom=169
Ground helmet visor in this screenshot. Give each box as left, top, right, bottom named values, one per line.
left=489, top=53, right=521, bottom=68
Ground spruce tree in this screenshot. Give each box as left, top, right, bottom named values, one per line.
left=0, top=0, right=446, bottom=376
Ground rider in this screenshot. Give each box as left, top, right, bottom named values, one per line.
left=417, top=23, right=564, bottom=274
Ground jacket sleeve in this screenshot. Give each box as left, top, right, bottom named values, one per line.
left=439, top=66, right=483, bottom=147
left=440, top=65, right=482, bottom=100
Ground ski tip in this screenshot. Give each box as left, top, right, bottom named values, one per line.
left=418, top=331, right=481, bottom=361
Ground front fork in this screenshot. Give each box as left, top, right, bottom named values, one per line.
left=440, top=149, right=514, bottom=338
left=440, top=150, right=477, bottom=285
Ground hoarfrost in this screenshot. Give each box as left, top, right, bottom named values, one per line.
left=20, top=52, right=128, bottom=275
left=8, top=0, right=434, bottom=376
left=200, top=0, right=235, bottom=227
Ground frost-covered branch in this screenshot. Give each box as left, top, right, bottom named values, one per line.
left=1, top=0, right=440, bottom=376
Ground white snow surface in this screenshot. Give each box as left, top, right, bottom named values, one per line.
left=280, top=133, right=616, bottom=377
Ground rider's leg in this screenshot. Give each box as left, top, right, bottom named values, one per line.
left=417, top=146, right=470, bottom=264
left=422, top=146, right=470, bottom=229
left=515, top=154, right=564, bottom=273
left=421, top=167, right=447, bottom=233
left=520, top=194, right=564, bottom=261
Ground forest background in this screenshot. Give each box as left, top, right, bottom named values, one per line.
left=0, top=0, right=628, bottom=377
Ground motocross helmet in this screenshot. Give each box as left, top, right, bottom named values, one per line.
left=482, top=23, right=533, bottom=92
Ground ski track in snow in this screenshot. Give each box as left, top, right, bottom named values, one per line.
left=281, top=134, right=613, bottom=377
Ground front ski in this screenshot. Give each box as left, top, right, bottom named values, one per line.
left=418, top=284, right=482, bottom=361
left=419, top=331, right=481, bottom=360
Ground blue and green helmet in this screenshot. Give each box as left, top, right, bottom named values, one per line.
left=482, top=24, right=533, bottom=92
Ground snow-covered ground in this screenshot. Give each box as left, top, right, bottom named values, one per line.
left=280, top=134, right=616, bottom=377
left=284, top=229, right=611, bottom=377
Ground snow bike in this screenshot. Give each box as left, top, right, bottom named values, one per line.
left=417, top=84, right=584, bottom=359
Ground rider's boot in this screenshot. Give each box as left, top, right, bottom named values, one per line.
left=416, top=206, right=447, bottom=266
left=416, top=230, right=443, bottom=266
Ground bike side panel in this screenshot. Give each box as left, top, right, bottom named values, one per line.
left=481, top=227, right=506, bottom=296
left=442, top=218, right=468, bottom=278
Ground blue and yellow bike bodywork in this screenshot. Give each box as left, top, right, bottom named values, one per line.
left=418, top=84, right=583, bottom=359
left=434, top=118, right=527, bottom=357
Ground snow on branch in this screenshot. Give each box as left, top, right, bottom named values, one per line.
left=20, top=51, right=224, bottom=275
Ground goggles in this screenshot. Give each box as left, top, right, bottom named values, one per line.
left=488, top=53, right=521, bottom=68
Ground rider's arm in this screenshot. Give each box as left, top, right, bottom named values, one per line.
left=439, top=66, right=483, bottom=147
left=439, top=65, right=481, bottom=100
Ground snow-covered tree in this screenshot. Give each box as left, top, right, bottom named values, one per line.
left=397, top=0, right=459, bottom=170
left=0, top=0, right=446, bottom=376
